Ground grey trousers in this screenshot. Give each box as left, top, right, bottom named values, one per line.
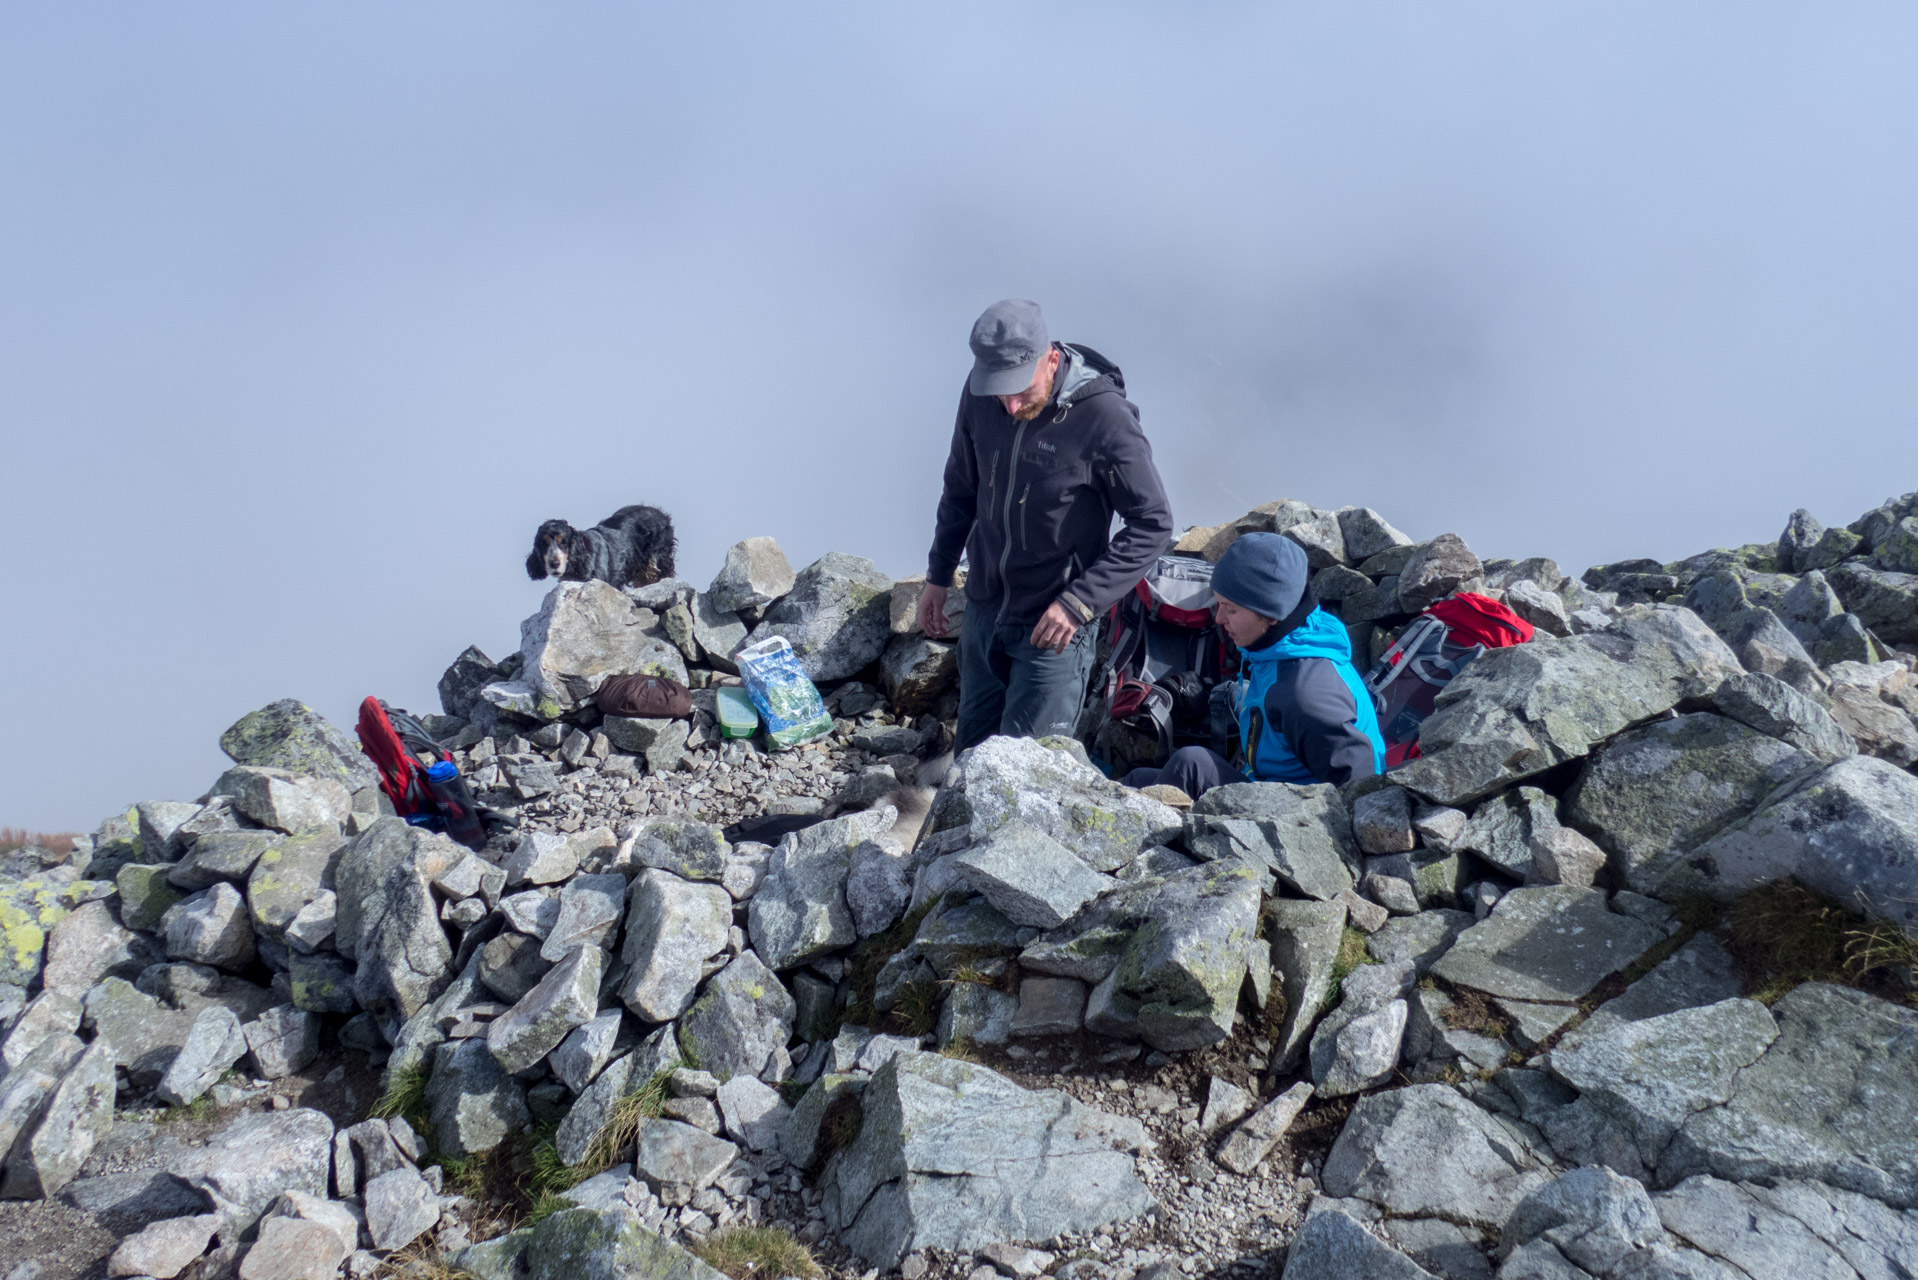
left=1121, top=744, right=1241, bottom=799
left=954, top=607, right=1097, bottom=754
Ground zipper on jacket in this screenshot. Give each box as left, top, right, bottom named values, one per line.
left=1018, top=483, right=1031, bottom=553
left=985, top=450, right=1000, bottom=523
left=994, top=422, right=1029, bottom=623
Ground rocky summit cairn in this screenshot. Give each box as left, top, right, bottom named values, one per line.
left=7, top=501, right=1918, bottom=1279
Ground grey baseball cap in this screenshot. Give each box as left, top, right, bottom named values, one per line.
left=968, top=299, right=1050, bottom=396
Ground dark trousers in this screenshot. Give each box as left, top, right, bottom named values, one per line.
left=1122, top=744, right=1241, bottom=799
left=955, top=607, right=1097, bottom=753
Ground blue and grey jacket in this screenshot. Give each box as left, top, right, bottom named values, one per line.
left=1236, top=607, right=1386, bottom=786
left=927, top=343, right=1174, bottom=627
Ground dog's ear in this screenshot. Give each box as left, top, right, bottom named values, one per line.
left=526, top=549, right=546, bottom=580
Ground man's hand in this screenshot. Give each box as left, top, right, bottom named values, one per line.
left=919, top=583, right=951, bottom=638
left=1030, top=600, right=1080, bottom=654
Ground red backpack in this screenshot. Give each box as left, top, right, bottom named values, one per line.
left=355, top=697, right=451, bottom=820
left=1089, top=555, right=1235, bottom=770
left=1364, top=593, right=1534, bottom=767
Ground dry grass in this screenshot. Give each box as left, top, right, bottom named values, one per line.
left=693, top=1225, right=823, bottom=1279
left=0, top=828, right=76, bottom=855
left=1437, top=985, right=1513, bottom=1041
left=1725, top=882, right=1918, bottom=1004
left=580, top=1068, right=673, bottom=1174
left=815, top=1091, right=864, bottom=1164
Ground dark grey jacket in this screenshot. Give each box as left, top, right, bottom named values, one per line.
left=927, top=344, right=1174, bottom=627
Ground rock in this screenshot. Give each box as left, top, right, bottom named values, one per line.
left=1367, top=908, right=1473, bottom=974
left=457, top=1204, right=728, bottom=1280
left=82, top=978, right=194, bottom=1088
left=1681, top=755, right=1918, bottom=935
left=846, top=840, right=912, bottom=938
left=245, top=1006, right=320, bottom=1079
left=220, top=699, right=377, bottom=793
left=1413, top=804, right=1469, bottom=853
left=1324, top=1083, right=1552, bottom=1228
left=239, top=1214, right=351, bottom=1280
left=521, top=580, right=686, bottom=711
left=1217, top=1082, right=1315, bottom=1174
left=1309, top=960, right=1414, bottom=1097
left=1663, top=983, right=1918, bottom=1206
left=1392, top=607, right=1743, bottom=807
left=1563, top=713, right=1813, bottom=896
left=1501, top=1165, right=1666, bottom=1276
left=1200, top=1076, right=1257, bottom=1135
left=689, top=591, right=749, bottom=674
left=710, top=536, right=797, bottom=613
left=937, top=982, right=1018, bottom=1049
left=1340, top=887, right=1390, bottom=933
left=676, top=950, right=795, bottom=1082
left=748, top=808, right=893, bottom=970
left=1826, top=680, right=1918, bottom=767
left=156, top=1005, right=249, bottom=1106
left=1, top=991, right=79, bottom=1071
left=1651, top=1175, right=1866, bottom=1280
left=1506, top=580, right=1573, bottom=637
left=746, top=551, right=894, bottom=683
left=937, top=736, right=1183, bottom=873
left=439, top=645, right=506, bottom=719
left=1282, top=1206, right=1437, bottom=1280
left=117, top=862, right=184, bottom=934
left=632, top=1116, right=739, bottom=1191
left=541, top=872, right=627, bottom=961
left=622, top=816, right=730, bottom=883
left=551, top=1011, right=624, bottom=1094
left=1877, top=516, right=1918, bottom=573
left=428, top=1035, right=531, bottom=1158
left=488, top=944, right=602, bottom=1074
left=823, top=1050, right=1154, bottom=1267
left=1712, top=672, right=1856, bottom=763
left=1549, top=997, right=1781, bottom=1169
left=1189, top=782, right=1360, bottom=900
left=107, top=1212, right=223, bottom=1279
left=1557, top=935, right=1742, bottom=1053
left=1355, top=788, right=1416, bottom=855
left=245, top=829, right=346, bottom=945
left=171, top=1107, right=335, bottom=1233
left=41, top=900, right=149, bottom=997
left=161, top=882, right=256, bottom=971
left=1266, top=898, right=1347, bottom=1072
left=1010, top=975, right=1087, bottom=1037
left=619, top=868, right=732, bottom=1022
left=1432, top=886, right=1660, bottom=1004
left=0, top=1033, right=81, bottom=1173
left=1829, top=563, right=1918, bottom=646
left=480, top=932, right=553, bottom=1004
left=210, top=766, right=351, bottom=836
left=715, top=1074, right=791, bottom=1153
left=363, top=1165, right=440, bottom=1251
left=602, top=717, right=692, bottom=773
left=952, top=822, right=1118, bottom=929
left=1095, top=862, right=1262, bottom=1051
left=1285, top=510, right=1352, bottom=569
left=881, top=635, right=959, bottom=717
left=1399, top=534, right=1484, bottom=613
left=1, top=1037, right=113, bottom=1198
left=1340, top=508, right=1415, bottom=561
left=334, top=818, right=455, bottom=1027
left=169, top=829, right=281, bottom=891
left=1363, top=867, right=1421, bottom=916
left=505, top=831, right=581, bottom=886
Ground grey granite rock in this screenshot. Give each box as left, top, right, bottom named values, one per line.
left=745, top=551, right=894, bottom=683
left=1712, top=672, right=1857, bottom=764
left=363, top=1165, right=440, bottom=1251
left=1282, top=1205, right=1438, bottom=1280
left=220, top=699, right=377, bottom=793
left=161, top=882, right=256, bottom=971
left=427, top=1035, right=531, bottom=1159
left=1430, top=886, right=1661, bottom=1004
left=334, top=818, right=456, bottom=1028
left=1309, top=960, right=1415, bottom=1097
left=675, top=950, right=795, bottom=1083
left=172, top=1108, right=335, bottom=1233
left=488, top=944, right=602, bottom=1074
left=748, top=808, right=893, bottom=970
left=551, top=1011, right=624, bottom=1095
left=952, top=821, right=1118, bottom=929
left=1096, top=861, right=1262, bottom=1051
left=457, top=1204, right=727, bottom=1280
left=709, top=536, right=797, bottom=613
left=156, top=1004, right=249, bottom=1106
left=521, top=580, right=686, bottom=712
left=1324, top=1083, right=1552, bottom=1229
left=1266, top=897, right=1348, bottom=1072
left=619, top=869, right=731, bottom=1021
left=1191, top=781, right=1361, bottom=898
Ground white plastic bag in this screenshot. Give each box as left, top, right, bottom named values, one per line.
left=735, top=635, right=834, bottom=750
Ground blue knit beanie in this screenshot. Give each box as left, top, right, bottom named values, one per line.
left=1212, top=532, right=1310, bottom=620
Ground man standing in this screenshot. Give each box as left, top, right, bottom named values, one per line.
left=920, top=299, right=1174, bottom=753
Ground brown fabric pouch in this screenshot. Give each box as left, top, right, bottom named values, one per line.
left=595, top=673, right=693, bottom=719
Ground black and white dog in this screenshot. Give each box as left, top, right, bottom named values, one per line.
left=526, top=504, right=677, bottom=589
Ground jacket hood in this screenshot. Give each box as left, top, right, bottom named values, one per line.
left=1240, top=607, right=1354, bottom=666
left=1054, top=343, right=1115, bottom=412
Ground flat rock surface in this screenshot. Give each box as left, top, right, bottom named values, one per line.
left=1429, top=885, right=1661, bottom=1004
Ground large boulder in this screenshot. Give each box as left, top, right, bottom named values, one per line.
left=1680, top=755, right=1918, bottom=934
left=245, top=829, right=347, bottom=945
left=822, top=1050, right=1154, bottom=1267
left=1828, top=563, right=1918, bottom=645
left=219, top=699, right=377, bottom=793
left=709, top=536, right=797, bottom=614
left=745, top=552, right=894, bottom=683
left=333, top=818, right=456, bottom=1029
left=1087, top=861, right=1262, bottom=1051
left=930, top=736, right=1183, bottom=873
left=208, top=766, right=351, bottom=836
left=1187, top=782, right=1359, bottom=900
left=1282, top=1206, right=1437, bottom=1280
left=171, top=1108, right=335, bottom=1232
left=459, top=1204, right=727, bottom=1280
left=1266, top=898, right=1348, bottom=1072
left=748, top=808, right=894, bottom=970
left=1390, top=606, right=1744, bottom=807
left=427, top=1036, right=531, bottom=1159
left=951, top=821, right=1117, bottom=929
left=487, top=944, right=602, bottom=1074
left=675, top=950, right=795, bottom=1082
left=1711, top=671, right=1857, bottom=763
left=1323, top=1084, right=1553, bottom=1228
left=1563, top=713, right=1814, bottom=896
left=619, top=869, right=733, bottom=1021
left=1430, top=886, right=1661, bottom=1004
left=520, top=580, right=686, bottom=712
left=1309, top=960, right=1415, bottom=1097
left=0, top=1039, right=116, bottom=1198
left=1398, top=533, right=1484, bottom=614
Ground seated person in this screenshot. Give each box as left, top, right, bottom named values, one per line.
left=1124, top=532, right=1385, bottom=797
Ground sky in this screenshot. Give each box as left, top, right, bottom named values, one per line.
left=3, top=3, right=1917, bottom=831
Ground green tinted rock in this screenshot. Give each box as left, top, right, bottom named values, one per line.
left=219, top=699, right=377, bottom=792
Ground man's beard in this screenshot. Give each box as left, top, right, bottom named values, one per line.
left=1010, top=366, right=1056, bottom=420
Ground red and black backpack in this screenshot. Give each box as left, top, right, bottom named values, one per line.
left=1087, top=555, right=1236, bottom=771
left=355, top=697, right=453, bottom=820
left=1364, top=592, right=1534, bottom=767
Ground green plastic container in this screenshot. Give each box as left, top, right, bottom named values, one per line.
left=716, top=686, right=761, bottom=739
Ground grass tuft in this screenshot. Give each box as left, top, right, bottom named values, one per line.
left=1437, top=985, right=1512, bottom=1041
left=520, top=1189, right=576, bottom=1228
left=581, top=1069, right=674, bottom=1175
left=891, top=980, right=941, bottom=1038
left=1327, top=925, right=1373, bottom=1002
left=693, top=1225, right=823, bottom=1279
left=816, top=1091, right=864, bottom=1164
left=1726, top=882, right=1918, bottom=1004
left=372, top=1062, right=433, bottom=1135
